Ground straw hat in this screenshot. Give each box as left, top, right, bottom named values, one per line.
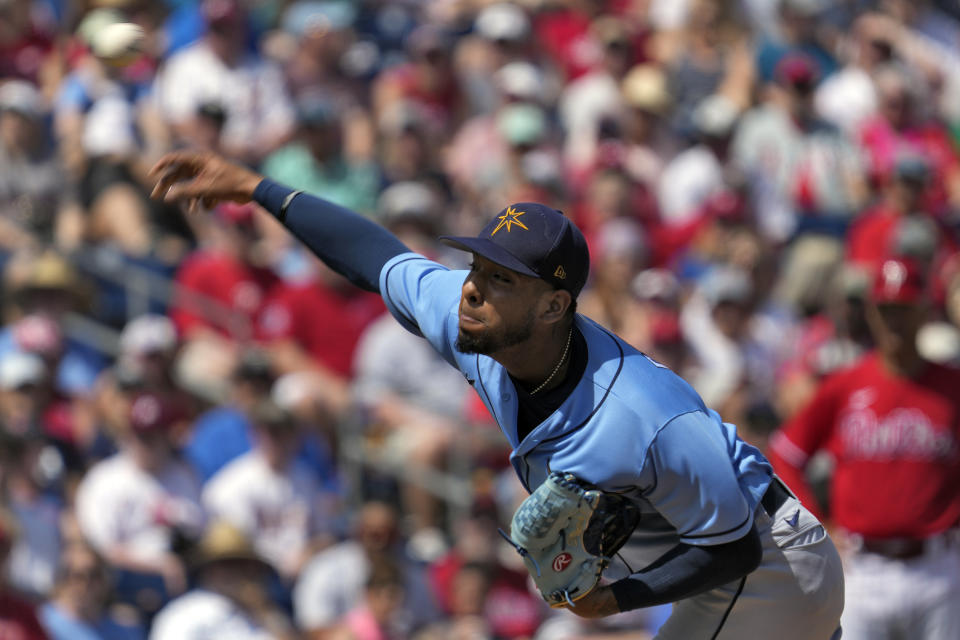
left=191, top=521, right=268, bottom=570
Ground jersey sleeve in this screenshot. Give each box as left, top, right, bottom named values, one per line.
left=770, top=373, right=844, bottom=469
left=378, top=253, right=466, bottom=366
left=643, top=411, right=754, bottom=546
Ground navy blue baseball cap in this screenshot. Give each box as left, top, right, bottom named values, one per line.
left=440, top=203, right=590, bottom=298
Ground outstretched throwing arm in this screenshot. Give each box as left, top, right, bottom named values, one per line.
left=150, top=151, right=412, bottom=292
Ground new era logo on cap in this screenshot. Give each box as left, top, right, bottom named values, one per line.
left=440, top=202, right=590, bottom=297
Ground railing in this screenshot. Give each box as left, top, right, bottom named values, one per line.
left=37, top=242, right=486, bottom=528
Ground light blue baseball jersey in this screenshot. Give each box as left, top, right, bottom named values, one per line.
left=380, top=252, right=774, bottom=554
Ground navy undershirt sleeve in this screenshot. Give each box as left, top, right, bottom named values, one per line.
left=610, top=524, right=762, bottom=611
left=253, top=179, right=412, bottom=292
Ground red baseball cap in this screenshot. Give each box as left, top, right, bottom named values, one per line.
left=215, top=202, right=256, bottom=225
left=869, top=258, right=925, bottom=304
left=775, top=52, right=820, bottom=90
left=129, top=392, right=184, bottom=434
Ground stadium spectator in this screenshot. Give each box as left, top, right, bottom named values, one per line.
left=202, top=401, right=338, bottom=580
left=372, top=25, right=463, bottom=137
left=0, top=80, right=82, bottom=252
left=657, top=94, right=739, bottom=227
left=153, top=0, right=294, bottom=164
left=40, top=542, right=146, bottom=640
left=0, top=428, right=62, bottom=600
left=0, top=0, right=57, bottom=85
left=857, top=64, right=960, bottom=214
left=182, top=348, right=273, bottom=483
left=0, top=508, right=49, bottom=639
left=1, top=251, right=102, bottom=397
left=293, top=501, right=438, bottom=637
left=149, top=521, right=297, bottom=640
left=74, top=391, right=204, bottom=608
left=446, top=61, right=551, bottom=205
left=255, top=251, right=384, bottom=416
left=577, top=217, right=650, bottom=348
left=426, top=508, right=543, bottom=639
left=731, top=51, right=866, bottom=242
left=54, top=9, right=169, bottom=259
left=168, top=201, right=277, bottom=398
left=326, top=560, right=408, bottom=640
left=560, top=17, right=645, bottom=174
left=261, top=95, right=380, bottom=217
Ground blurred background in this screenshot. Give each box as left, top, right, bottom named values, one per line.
left=2, top=0, right=960, bottom=638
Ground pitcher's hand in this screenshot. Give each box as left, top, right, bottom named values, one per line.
left=150, top=151, right=263, bottom=211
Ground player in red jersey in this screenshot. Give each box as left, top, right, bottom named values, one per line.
left=769, top=257, right=960, bottom=640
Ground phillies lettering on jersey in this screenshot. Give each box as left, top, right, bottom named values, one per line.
left=839, top=403, right=956, bottom=460
left=773, top=353, right=960, bottom=539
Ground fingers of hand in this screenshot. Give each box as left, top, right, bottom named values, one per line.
left=149, top=152, right=206, bottom=199
left=161, top=179, right=199, bottom=203
left=149, top=150, right=206, bottom=177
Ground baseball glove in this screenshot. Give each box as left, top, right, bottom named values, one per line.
left=499, top=471, right=640, bottom=607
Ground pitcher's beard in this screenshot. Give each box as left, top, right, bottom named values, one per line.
left=455, top=312, right=535, bottom=355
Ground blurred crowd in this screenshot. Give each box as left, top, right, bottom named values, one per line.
left=3, top=0, right=960, bottom=638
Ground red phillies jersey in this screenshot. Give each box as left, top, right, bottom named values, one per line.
left=772, top=352, right=960, bottom=539
left=257, top=279, right=385, bottom=378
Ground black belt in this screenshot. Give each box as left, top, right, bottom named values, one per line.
left=761, top=478, right=792, bottom=517
left=859, top=537, right=926, bottom=560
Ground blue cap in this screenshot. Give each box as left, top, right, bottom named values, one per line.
left=440, top=203, right=590, bottom=298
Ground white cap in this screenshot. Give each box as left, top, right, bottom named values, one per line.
left=0, top=80, right=44, bottom=119
left=0, top=352, right=46, bottom=390
left=495, top=62, right=544, bottom=102
left=120, top=314, right=177, bottom=356
left=378, top=181, right=439, bottom=223
left=594, top=217, right=648, bottom=264
left=272, top=371, right=317, bottom=410
left=700, top=267, right=753, bottom=307
left=632, top=268, right=680, bottom=302
left=691, top=94, right=738, bottom=137
left=475, top=3, right=530, bottom=41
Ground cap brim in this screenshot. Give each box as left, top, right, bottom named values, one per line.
left=439, top=236, right=540, bottom=278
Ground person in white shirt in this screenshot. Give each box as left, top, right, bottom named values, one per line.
left=152, top=0, right=294, bottom=164
left=293, top=501, right=439, bottom=636
left=150, top=521, right=296, bottom=640
left=74, top=391, right=204, bottom=599
left=202, top=401, right=336, bottom=579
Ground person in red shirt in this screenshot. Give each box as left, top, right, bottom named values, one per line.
left=857, top=66, right=960, bottom=214
left=847, top=155, right=929, bottom=270
left=768, top=257, right=960, bottom=640
left=170, top=202, right=278, bottom=341
left=256, top=255, right=384, bottom=418
left=257, top=258, right=384, bottom=380
left=168, top=202, right=279, bottom=395
left=372, top=25, right=463, bottom=136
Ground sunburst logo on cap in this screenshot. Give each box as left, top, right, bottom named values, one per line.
left=491, top=206, right=529, bottom=236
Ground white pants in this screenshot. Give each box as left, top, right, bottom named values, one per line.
left=654, top=492, right=845, bottom=640
left=841, top=535, right=960, bottom=640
